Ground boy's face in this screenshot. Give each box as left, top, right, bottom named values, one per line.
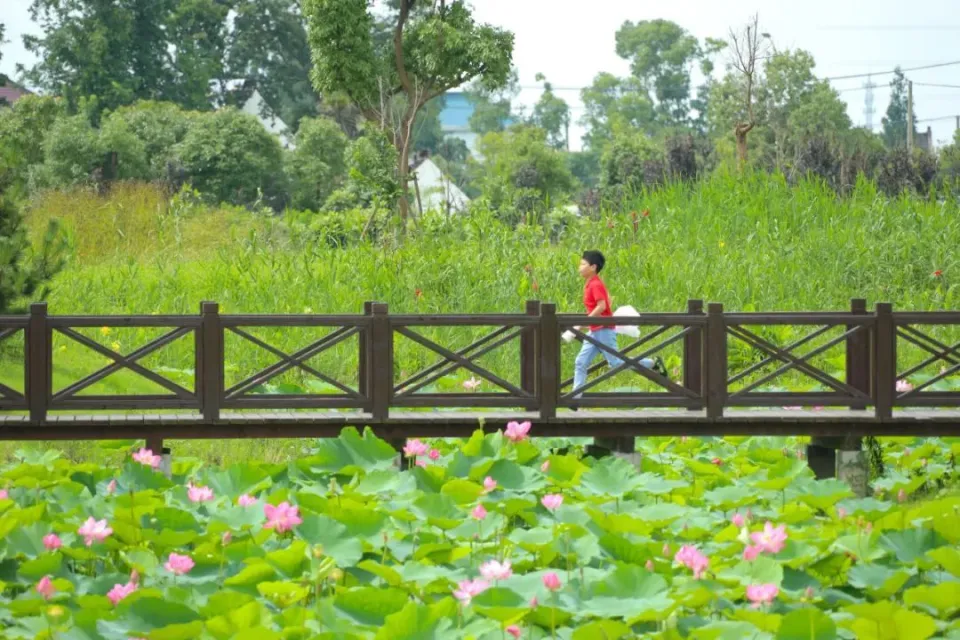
left=578, top=258, right=596, bottom=279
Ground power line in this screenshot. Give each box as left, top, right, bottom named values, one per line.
left=818, top=25, right=960, bottom=31
left=825, top=59, right=960, bottom=81
left=912, top=82, right=960, bottom=89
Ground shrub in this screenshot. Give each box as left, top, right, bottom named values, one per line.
left=174, top=108, right=287, bottom=208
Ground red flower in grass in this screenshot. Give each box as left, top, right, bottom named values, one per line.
left=932, top=270, right=943, bottom=278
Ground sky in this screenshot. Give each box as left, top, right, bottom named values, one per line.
left=3, top=0, right=959, bottom=151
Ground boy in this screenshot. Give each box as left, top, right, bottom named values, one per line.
left=572, top=250, right=667, bottom=399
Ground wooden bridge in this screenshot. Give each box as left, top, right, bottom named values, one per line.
left=1, top=300, right=959, bottom=458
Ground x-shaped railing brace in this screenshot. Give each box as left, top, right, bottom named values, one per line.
left=558, top=326, right=698, bottom=400
left=53, top=326, right=195, bottom=402
left=224, top=326, right=361, bottom=399
left=895, top=325, right=960, bottom=399
left=726, top=324, right=870, bottom=400
left=393, top=327, right=531, bottom=398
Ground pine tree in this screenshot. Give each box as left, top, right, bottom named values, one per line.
left=881, top=69, right=918, bottom=148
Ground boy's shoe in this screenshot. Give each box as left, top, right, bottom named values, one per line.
left=652, top=356, right=669, bottom=380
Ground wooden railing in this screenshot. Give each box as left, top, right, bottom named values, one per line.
left=1, top=299, right=959, bottom=440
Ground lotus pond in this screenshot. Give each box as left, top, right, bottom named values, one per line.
left=0, top=427, right=958, bottom=639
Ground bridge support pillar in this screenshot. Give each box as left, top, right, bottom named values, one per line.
left=589, top=437, right=641, bottom=466
left=390, top=439, right=410, bottom=471
left=808, top=436, right=867, bottom=497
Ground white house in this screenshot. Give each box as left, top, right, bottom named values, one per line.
left=410, top=157, right=470, bottom=214
left=239, top=89, right=293, bottom=149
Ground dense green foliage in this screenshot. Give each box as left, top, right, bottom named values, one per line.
left=0, top=428, right=957, bottom=638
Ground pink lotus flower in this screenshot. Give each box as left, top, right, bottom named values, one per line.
left=897, top=489, right=907, bottom=503
left=750, top=522, right=787, bottom=554
left=237, top=494, right=257, bottom=507
left=483, top=476, right=497, bottom=493
left=403, top=438, right=429, bottom=457
left=106, top=479, right=117, bottom=494
left=506, top=626, right=522, bottom=638
left=529, top=596, right=538, bottom=608
left=732, top=513, right=745, bottom=528
left=746, top=583, right=779, bottom=607
left=452, top=579, right=489, bottom=605
left=222, top=531, right=232, bottom=545
left=804, top=586, right=815, bottom=599
left=187, top=483, right=214, bottom=503
left=479, top=560, right=512, bottom=581
left=463, top=377, right=482, bottom=391
left=542, top=572, right=562, bottom=591
left=164, top=552, right=194, bottom=575
left=264, top=502, right=302, bottom=533
left=662, top=543, right=670, bottom=556
left=132, top=448, right=161, bottom=469
left=428, top=449, right=440, bottom=460
left=541, top=494, right=563, bottom=511
left=645, top=559, right=654, bottom=571
left=77, top=517, right=113, bottom=546
left=504, top=421, right=531, bottom=442
left=415, top=459, right=427, bottom=468
left=743, top=545, right=763, bottom=561
left=36, top=576, right=55, bottom=600
left=837, top=507, right=847, bottom=519
left=43, top=534, right=62, bottom=551
left=0, top=489, right=8, bottom=500
left=107, top=581, right=137, bottom=605
left=674, top=545, right=709, bottom=579
left=471, top=504, right=488, bottom=520
left=711, top=457, right=722, bottom=465
left=896, top=379, right=913, bottom=393
left=540, top=459, right=550, bottom=473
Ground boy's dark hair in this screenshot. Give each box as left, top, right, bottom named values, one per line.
left=582, top=250, right=605, bottom=273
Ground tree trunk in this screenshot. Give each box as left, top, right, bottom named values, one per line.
left=735, top=123, right=753, bottom=171
left=397, top=140, right=411, bottom=221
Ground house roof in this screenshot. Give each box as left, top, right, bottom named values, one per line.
left=0, top=82, right=32, bottom=105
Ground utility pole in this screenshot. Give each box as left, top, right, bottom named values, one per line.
left=863, top=75, right=876, bottom=131
left=956, top=115, right=959, bottom=132
left=907, top=80, right=914, bottom=151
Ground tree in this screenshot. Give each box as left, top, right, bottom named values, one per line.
left=174, top=108, right=287, bottom=208
left=0, top=189, right=65, bottom=313
left=474, top=125, right=574, bottom=222
left=286, top=116, right=348, bottom=211
left=465, top=68, right=519, bottom=135
left=303, top=0, right=514, bottom=221
left=614, top=19, right=704, bottom=126
left=581, top=73, right=655, bottom=151
left=0, top=95, right=66, bottom=190
left=226, top=0, right=319, bottom=131
left=727, top=14, right=770, bottom=169
left=530, top=73, right=570, bottom=150
left=1, top=30, right=65, bottom=312
left=99, top=101, right=196, bottom=181
left=22, top=0, right=230, bottom=116
left=600, top=130, right=664, bottom=192
left=940, top=129, right=960, bottom=191
left=881, top=69, right=917, bottom=149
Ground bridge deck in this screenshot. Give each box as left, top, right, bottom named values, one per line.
left=1, top=409, right=958, bottom=440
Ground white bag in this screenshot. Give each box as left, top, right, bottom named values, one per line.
left=613, top=305, right=641, bottom=337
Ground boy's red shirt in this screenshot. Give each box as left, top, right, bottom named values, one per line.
left=583, top=275, right=613, bottom=332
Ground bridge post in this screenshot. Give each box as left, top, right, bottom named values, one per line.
left=539, top=303, right=559, bottom=420
left=705, top=303, right=726, bottom=419
left=521, top=301, right=541, bottom=396
left=26, top=303, right=50, bottom=424
left=359, top=301, right=374, bottom=406
left=874, top=303, right=895, bottom=420
left=200, top=302, right=222, bottom=423
left=684, top=300, right=704, bottom=411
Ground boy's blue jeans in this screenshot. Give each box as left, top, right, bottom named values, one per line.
left=573, top=328, right=654, bottom=398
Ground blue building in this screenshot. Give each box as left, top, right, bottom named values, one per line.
left=438, top=91, right=479, bottom=156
